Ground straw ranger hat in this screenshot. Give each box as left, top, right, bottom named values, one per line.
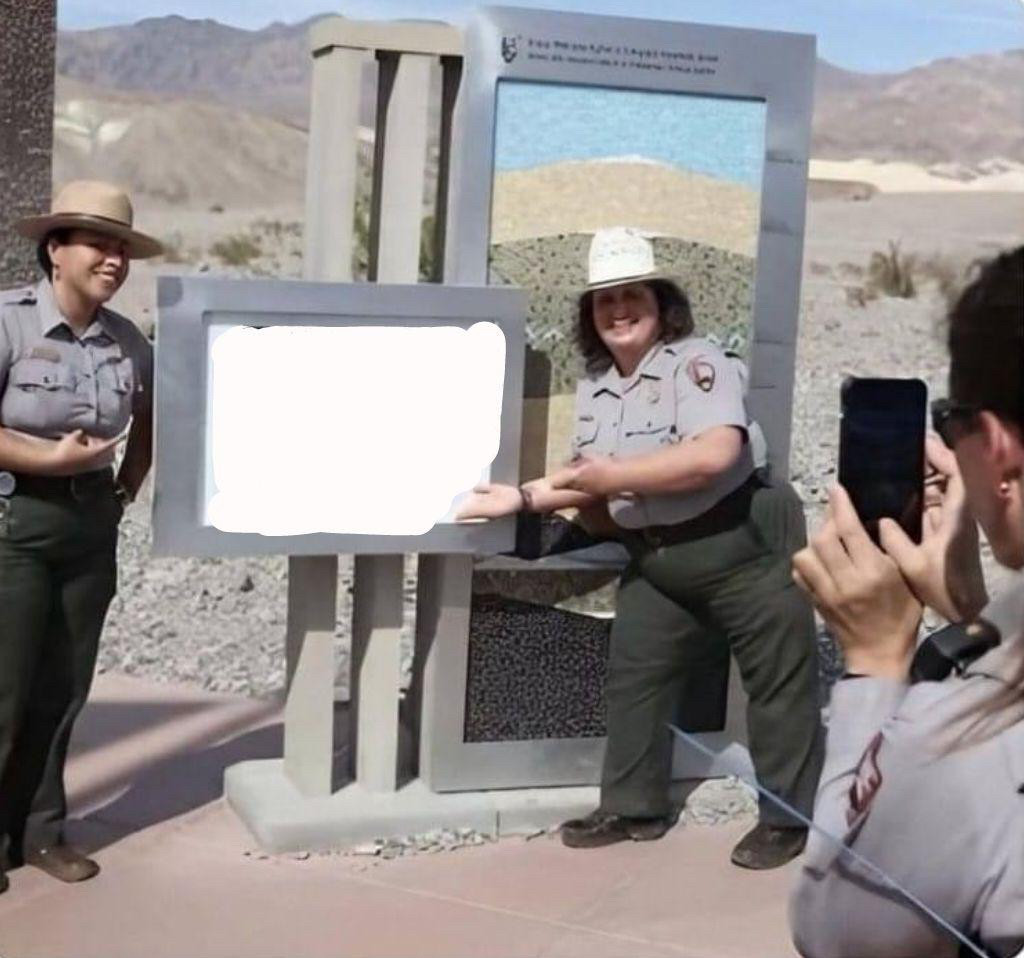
left=15, top=180, right=163, bottom=259
left=586, top=226, right=665, bottom=292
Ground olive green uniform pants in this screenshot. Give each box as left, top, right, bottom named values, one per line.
left=602, top=478, right=824, bottom=826
left=0, top=477, right=121, bottom=860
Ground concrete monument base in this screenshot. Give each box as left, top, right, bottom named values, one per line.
left=225, top=759, right=600, bottom=853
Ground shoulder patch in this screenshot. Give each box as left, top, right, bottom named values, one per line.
left=847, top=731, right=884, bottom=827
left=686, top=355, right=717, bottom=393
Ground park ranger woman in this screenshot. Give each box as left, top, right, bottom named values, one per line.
left=0, top=181, right=160, bottom=894
left=790, top=247, right=1024, bottom=957
left=458, top=227, right=824, bottom=869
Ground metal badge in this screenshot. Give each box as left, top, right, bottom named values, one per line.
left=644, top=380, right=661, bottom=405
left=0, top=472, right=15, bottom=496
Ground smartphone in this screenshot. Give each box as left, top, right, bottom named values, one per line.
left=838, top=377, right=927, bottom=544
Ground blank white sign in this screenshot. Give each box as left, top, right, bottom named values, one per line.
left=205, top=323, right=506, bottom=535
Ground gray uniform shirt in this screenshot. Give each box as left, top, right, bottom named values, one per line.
left=571, top=336, right=756, bottom=529
left=0, top=279, right=152, bottom=443
left=790, top=577, right=1024, bottom=958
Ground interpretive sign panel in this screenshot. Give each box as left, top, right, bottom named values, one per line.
left=421, top=5, right=814, bottom=789
left=153, top=275, right=526, bottom=557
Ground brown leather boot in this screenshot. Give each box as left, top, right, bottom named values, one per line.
left=23, top=844, right=100, bottom=883
left=561, top=810, right=675, bottom=848
left=730, top=823, right=807, bottom=870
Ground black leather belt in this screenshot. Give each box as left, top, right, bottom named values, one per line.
left=628, top=473, right=763, bottom=550
left=8, top=469, right=114, bottom=501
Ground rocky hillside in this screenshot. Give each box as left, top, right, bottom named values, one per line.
left=57, top=16, right=1024, bottom=164
left=812, top=50, right=1024, bottom=164
left=54, top=76, right=308, bottom=209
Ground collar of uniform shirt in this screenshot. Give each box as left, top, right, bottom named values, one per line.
left=591, top=340, right=679, bottom=399
left=34, top=278, right=116, bottom=342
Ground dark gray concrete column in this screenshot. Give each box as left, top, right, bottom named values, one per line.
left=0, top=0, right=56, bottom=287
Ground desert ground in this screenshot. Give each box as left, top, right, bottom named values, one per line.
left=85, top=172, right=1024, bottom=697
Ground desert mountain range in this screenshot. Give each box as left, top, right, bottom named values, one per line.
left=54, top=15, right=1024, bottom=210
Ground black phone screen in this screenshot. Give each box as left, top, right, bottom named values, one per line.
left=838, top=377, right=927, bottom=544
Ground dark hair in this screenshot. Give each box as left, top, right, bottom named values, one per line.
left=576, top=278, right=695, bottom=375
left=942, top=246, right=1024, bottom=750
left=36, top=228, right=72, bottom=280
left=947, top=246, right=1023, bottom=429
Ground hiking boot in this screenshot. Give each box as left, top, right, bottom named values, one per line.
left=23, top=844, right=100, bottom=883
left=561, top=810, right=674, bottom=849
left=730, top=823, right=808, bottom=870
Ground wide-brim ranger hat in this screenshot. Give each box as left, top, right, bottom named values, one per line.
left=14, top=180, right=163, bottom=259
left=585, top=226, right=665, bottom=292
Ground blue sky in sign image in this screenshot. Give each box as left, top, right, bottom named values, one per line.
left=494, top=82, right=767, bottom=187
left=59, top=0, right=1024, bottom=73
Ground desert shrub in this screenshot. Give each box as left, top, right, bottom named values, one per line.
left=158, top=232, right=191, bottom=264
left=864, top=241, right=916, bottom=299
left=916, top=252, right=971, bottom=310
left=210, top=232, right=262, bottom=267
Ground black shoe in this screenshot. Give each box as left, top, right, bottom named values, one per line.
left=730, top=823, right=807, bottom=870
left=0, top=866, right=7, bottom=895
left=561, top=810, right=674, bottom=849
left=23, top=844, right=100, bottom=883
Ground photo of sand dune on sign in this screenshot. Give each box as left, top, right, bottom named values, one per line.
left=487, top=80, right=767, bottom=480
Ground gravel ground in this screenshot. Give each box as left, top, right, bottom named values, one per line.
left=99, top=247, right=1015, bottom=696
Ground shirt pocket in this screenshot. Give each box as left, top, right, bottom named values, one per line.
left=3, top=358, right=80, bottom=435
left=620, top=405, right=677, bottom=453
left=9, top=357, right=76, bottom=392
left=96, top=356, right=136, bottom=433
left=572, top=415, right=600, bottom=456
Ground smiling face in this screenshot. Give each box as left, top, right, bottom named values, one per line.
left=48, top=228, right=129, bottom=308
left=590, top=281, right=662, bottom=375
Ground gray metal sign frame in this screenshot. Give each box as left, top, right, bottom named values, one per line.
left=420, top=6, right=815, bottom=791
left=446, top=4, right=815, bottom=475
left=152, top=274, right=526, bottom=557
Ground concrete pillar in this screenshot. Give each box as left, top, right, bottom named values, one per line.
left=349, top=48, right=433, bottom=791
left=0, top=0, right=56, bottom=287
left=285, top=34, right=365, bottom=797
left=303, top=44, right=363, bottom=284
left=291, top=17, right=460, bottom=799
left=368, top=51, right=432, bottom=283
left=284, top=556, right=339, bottom=796
left=350, top=554, right=405, bottom=791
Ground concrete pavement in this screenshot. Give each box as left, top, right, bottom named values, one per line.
left=0, top=673, right=800, bottom=958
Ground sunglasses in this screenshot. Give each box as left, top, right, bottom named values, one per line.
left=931, top=398, right=980, bottom=449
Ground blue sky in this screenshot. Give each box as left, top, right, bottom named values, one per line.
left=59, top=0, right=1024, bottom=72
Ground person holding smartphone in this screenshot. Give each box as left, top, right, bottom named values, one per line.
left=789, top=247, right=1024, bottom=957
left=0, top=181, right=160, bottom=894
left=458, top=227, right=824, bottom=868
